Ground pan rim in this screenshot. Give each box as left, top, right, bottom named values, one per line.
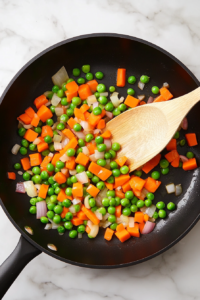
left=0, top=32, right=200, bottom=269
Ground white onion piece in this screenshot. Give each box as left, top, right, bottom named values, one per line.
left=87, top=220, right=93, bottom=229
left=89, top=225, right=99, bottom=238
left=51, top=93, right=61, bottom=106
left=48, top=152, right=54, bottom=158
left=69, top=169, right=77, bottom=175
left=53, top=135, right=62, bottom=142
left=102, top=212, right=110, bottom=221
left=78, top=233, right=83, bottom=239
left=105, top=111, right=113, bottom=119
left=110, top=92, right=120, bottom=107
left=141, top=221, right=156, bottom=234
left=54, top=142, right=63, bottom=151
left=95, top=195, right=103, bottom=207
left=175, top=184, right=182, bottom=196
left=93, top=129, right=101, bottom=135
left=101, top=221, right=111, bottom=228
left=181, top=117, right=188, bottom=130
left=116, top=186, right=121, bottom=191
left=35, top=184, right=41, bottom=192
left=180, top=155, right=188, bottom=163
left=60, top=153, right=70, bottom=162
left=44, top=223, right=52, bottom=230
left=45, top=101, right=51, bottom=107
left=44, top=91, right=52, bottom=97
left=84, top=195, right=90, bottom=209
left=87, top=95, right=97, bottom=105
left=36, top=201, right=47, bottom=219
left=51, top=122, right=59, bottom=130
left=89, top=154, right=97, bottom=162
left=145, top=205, right=156, bottom=217
left=18, top=120, right=33, bottom=129
left=57, top=130, right=65, bottom=138
left=94, top=150, right=104, bottom=159
left=16, top=182, right=25, bottom=193
left=48, top=219, right=61, bottom=229
left=52, top=66, right=69, bottom=87
left=117, top=215, right=129, bottom=227
left=119, top=96, right=125, bottom=103
left=140, top=207, right=147, bottom=213
left=165, top=183, right=175, bottom=194
left=99, top=188, right=108, bottom=199
left=100, top=92, right=108, bottom=97
left=80, top=121, right=90, bottom=131
left=55, top=107, right=64, bottom=117
left=61, top=168, right=68, bottom=176
left=147, top=96, right=154, bottom=103
left=104, top=139, right=111, bottom=150
left=72, top=198, right=81, bottom=205
left=71, top=129, right=85, bottom=139
left=33, top=138, right=41, bottom=145
left=128, top=217, right=135, bottom=228
left=138, top=81, right=145, bottom=90
left=141, top=188, right=149, bottom=197
left=94, top=211, right=103, bottom=220
left=69, top=205, right=76, bottom=214
left=18, top=171, right=23, bottom=175
left=75, top=171, right=89, bottom=184
left=61, top=138, right=69, bottom=148
left=163, top=82, right=169, bottom=88
left=11, top=144, right=21, bottom=155
left=138, top=95, right=145, bottom=101
left=24, top=181, right=37, bottom=197
left=93, top=102, right=99, bottom=109
left=82, top=146, right=89, bottom=155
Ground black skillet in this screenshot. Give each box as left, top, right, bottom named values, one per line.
left=0, top=33, right=200, bottom=298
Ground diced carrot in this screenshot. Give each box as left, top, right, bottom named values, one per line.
left=78, top=84, right=92, bottom=100
left=34, top=95, right=48, bottom=109
left=166, top=139, right=177, bottom=151
left=115, top=156, right=127, bottom=167
left=116, top=68, right=126, bottom=87
left=77, top=211, right=89, bottom=220
left=40, top=156, right=52, bottom=170
left=84, top=111, right=91, bottom=122
left=160, top=87, right=173, bottom=100
left=185, top=133, right=198, bottom=147
left=88, top=110, right=105, bottom=127
left=105, top=182, right=114, bottom=190
left=122, top=181, right=131, bottom=193
left=51, top=153, right=62, bottom=166
left=74, top=108, right=85, bottom=121
left=115, top=205, right=122, bottom=217
left=72, top=182, right=83, bottom=197
left=61, top=207, right=69, bottom=218
left=80, top=104, right=90, bottom=114
left=29, top=153, right=42, bottom=167
left=62, top=128, right=75, bottom=140
left=139, top=222, right=145, bottom=233
left=7, top=172, right=16, bottom=180
left=115, top=190, right=125, bottom=199
left=101, top=130, right=112, bottom=139
left=54, top=172, right=67, bottom=184
left=165, top=150, right=179, bottom=162
left=132, top=187, right=141, bottom=198
left=171, top=157, right=180, bottom=168
left=65, top=157, right=76, bottom=170
left=65, top=90, right=78, bottom=102
left=115, top=229, right=130, bottom=242
left=116, top=223, right=125, bottom=232
left=129, top=176, right=145, bottom=191
left=37, top=142, right=49, bottom=153
left=144, top=214, right=149, bottom=222
left=139, top=101, right=146, bottom=105
left=66, top=80, right=79, bottom=92
left=97, top=119, right=105, bottom=129
left=144, top=177, right=161, bottom=193
left=59, top=137, right=78, bottom=156
left=134, top=212, right=144, bottom=223
left=37, top=105, right=53, bottom=122
left=67, top=117, right=77, bottom=129
left=41, top=125, right=53, bottom=138
left=124, top=95, right=140, bottom=108
left=25, top=107, right=35, bottom=119
left=86, top=225, right=91, bottom=234
left=18, top=113, right=32, bottom=125
left=114, top=174, right=130, bottom=188
left=86, top=184, right=100, bottom=197
left=57, top=189, right=72, bottom=202
left=88, top=162, right=112, bottom=181
left=24, top=129, right=38, bottom=142
left=82, top=205, right=100, bottom=225
left=153, top=95, right=166, bottom=102
left=31, top=113, right=40, bottom=127
left=142, top=154, right=161, bottom=174
left=104, top=228, right=114, bottom=241
left=71, top=217, right=83, bottom=226
left=127, top=224, right=140, bottom=237
left=38, top=184, right=49, bottom=199
left=86, top=142, right=97, bottom=154
left=87, top=79, right=98, bottom=93
left=75, top=152, right=90, bottom=166
left=182, top=158, right=197, bottom=171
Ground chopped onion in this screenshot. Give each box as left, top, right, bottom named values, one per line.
left=140, top=207, right=147, bottom=213
left=110, top=92, right=120, bottom=107
left=103, top=139, right=111, bottom=150
left=57, top=130, right=65, bottom=137
left=84, top=195, right=90, bottom=209
left=94, top=150, right=104, bottom=159
left=52, top=66, right=69, bottom=87
left=27, top=170, right=33, bottom=175
left=117, top=215, right=129, bottom=227
left=89, top=225, right=99, bottom=238
left=33, top=138, right=41, bottom=145
left=55, top=107, right=64, bottom=117
left=119, top=96, right=125, bottom=103
left=45, top=101, right=51, bottom=107
left=141, top=221, right=155, bottom=234
left=87, top=95, right=97, bottom=105
left=35, top=184, right=41, bottom=192
left=54, top=142, right=63, bottom=151
left=80, top=121, right=90, bottom=131
left=128, top=217, right=135, bottom=228
left=82, top=146, right=89, bottom=155
left=36, top=201, right=47, bottom=219
left=18, top=120, right=33, bottom=129
left=61, top=168, right=68, bottom=176
left=93, top=102, right=99, bottom=109
left=93, top=129, right=101, bottom=135
left=72, top=198, right=81, bottom=205
left=102, top=212, right=110, bottom=221
left=116, top=186, right=121, bottom=191
left=138, top=81, right=145, bottom=90
left=94, top=211, right=103, bottom=220
left=69, top=205, right=76, bottom=214
left=16, top=182, right=25, bottom=193
left=141, top=188, right=149, bottom=198
left=165, top=183, right=175, bottom=194
left=51, top=93, right=61, bottom=106
left=181, top=117, right=188, bottom=130
left=138, top=95, right=145, bottom=101
left=75, top=171, right=89, bottom=184
left=18, top=171, right=23, bottom=175
left=48, top=152, right=54, bottom=158
left=60, top=153, right=70, bottom=162
left=95, top=195, right=103, bottom=207
left=163, top=82, right=169, bottom=88
left=24, top=181, right=37, bottom=197
left=101, top=221, right=111, bottom=228
left=105, top=111, right=113, bottom=119
left=89, top=154, right=97, bottom=162
left=87, top=220, right=93, bottom=229
left=99, top=187, right=108, bottom=199
left=71, top=129, right=85, bottom=139
left=69, top=169, right=77, bottom=175
left=44, top=223, right=52, bottom=230
left=61, top=138, right=69, bottom=148
left=175, top=184, right=182, bottom=196
left=147, top=96, right=154, bottom=103
left=48, top=219, right=60, bottom=229
left=100, top=92, right=108, bottom=97
left=53, top=135, right=62, bottom=143
left=180, top=155, right=188, bottom=163
left=78, top=233, right=83, bottom=239
left=51, top=122, right=59, bottom=130
left=145, top=205, right=156, bottom=217
left=44, top=91, right=52, bottom=97
left=11, top=144, right=20, bottom=155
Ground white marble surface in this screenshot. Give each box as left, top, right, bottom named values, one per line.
left=1, top=0, right=200, bottom=299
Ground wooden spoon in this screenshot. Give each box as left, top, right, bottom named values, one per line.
left=106, top=87, right=200, bottom=172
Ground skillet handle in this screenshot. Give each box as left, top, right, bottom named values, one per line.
left=0, top=235, right=41, bottom=298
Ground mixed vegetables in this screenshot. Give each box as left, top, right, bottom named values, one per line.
left=8, top=65, right=198, bottom=243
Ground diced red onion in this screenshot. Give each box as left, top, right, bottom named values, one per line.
left=80, top=121, right=90, bottom=131
left=61, top=168, right=68, bottom=176
left=55, top=107, right=64, bottom=117
left=165, top=183, right=175, bottom=194
left=16, top=182, right=25, bottom=193
left=93, top=102, right=99, bottom=109
left=87, top=220, right=93, bottom=228
left=11, top=144, right=21, bottom=155
left=75, top=171, right=89, bottom=184
left=181, top=117, right=188, bottom=130
left=87, top=95, right=97, bottom=105
left=100, top=92, right=108, bottom=97
left=94, top=211, right=103, bottom=220
left=78, top=233, right=83, bottom=239
left=141, top=188, right=149, bottom=197
left=52, top=66, right=69, bottom=87
left=60, top=153, right=70, bottom=162
left=104, top=139, right=111, bottom=150
left=71, top=129, right=85, bottom=139
left=45, top=101, right=51, bottom=107
left=61, top=138, right=69, bottom=148
left=145, top=205, right=156, bottom=217
left=48, top=152, right=54, bottom=158
left=94, top=150, right=104, bottom=159
left=163, top=82, right=169, bottom=88
left=24, top=181, right=37, bottom=197
left=141, top=221, right=155, bottom=234
left=105, top=111, right=113, bottom=119
left=93, top=129, right=101, bottom=135
left=84, top=195, right=90, bottom=209
left=69, top=169, right=77, bottom=175
left=36, top=201, right=47, bottom=219
left=128, top=217, right=135, bottom=228
left=147, top=96, right=154, bottom=103
left=180, top=155, right=188, bottom=163
left=33, top=138, right=41, bottom=145
left=89, top=154, right=97, bottom=162
left=138, top=95, right=145, bottom=101
left=54, top=142, right=63, bottom=151
left=138, top=81, right=145, bottom=90
left=175, top=184, right=182, bottom=196
left=89, top=224, right=99, bottom=238
left=110, top=92, right=120, bottom=107
left=72, top=198, right=81, bottom=205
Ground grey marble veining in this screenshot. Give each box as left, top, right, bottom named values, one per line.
left=1, top=0, right=200, bottom=299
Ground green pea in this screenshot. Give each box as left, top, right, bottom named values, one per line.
left=21, top=139, right=29, bottom=148
left=54, top=187, right=61, bottom=194
left=133, top=170, right=142, bottom=177
left=85, top=133, right=94, bottom=142
left=102, top=198, right=110, bottom=207
left=109, top=198, right=116, bottom=206
left=47, top=203, right=55, bottom=212
left=151, top=86, right=159, bottom=94
left=76, top=164, right=85, bottom=173
left=47, top=187, right=54, bottom=196
left=48, top=176, right=55, bottom=185
left=34, top=127, right=41, bottom=134
left=73, top=123, right=82, bottom=132
left=82, top=65, right=90, bottom=73
left=70, top=175, right=77, bottom=183
left=32, top=166, right=41, bottom=175
left=127, top=88, right=135, bottom=95
left=77, top=77, right=85, bottom=84
left=180, top=139, right=186, bottom=146
left=121, top=198, right=130, bottom=207
left=104, top=152, right=111, bottom=159
left=108, top=206, right=116, bottom=214
left=95, top=136, right=104, bottom=145
left=105, top=102, right=114, bottom=112
left=14, top=163, right=21, bottom=170
left=60, top=114, right=69, bottom=123
left=85, top=171, right=93, bottom=179
left=131, top=196, right=138, bottom=205
left=69, top=230, right=78, bottom=238
left=186, top=151, right=194, bottom=159
left=106, top=175, right=115, bottom=183
left=112, top=169, right=121, bottom=177
left=67, top=108, right=74, bottom=117
left=97, top=83, right=106, bottom=93
left=108, top=215, right=116, bottom=223
left=151, top=171, right=160, bottom=180
left=93, top=107, right=102, bottom=116
left=23, top=172, right=30, bottom=181
left=128, top=76, right=136, bottom=84
left=91, top=206, right=98, bottom=212
left=50, top=195, right=57, bottom=203
left=95, top=71, right=104, bottom=79
left=125, top=191, right=134, bottom=200
left=92, top=175, right=100, bottom=184
left=158, top=209, right=166, bottom=218
left=140, top=75, right=150, bottom=83
left=109, top=86, right=115, bottom=92
left=122, top=207, right=131, bottom=216
left=18, top=127, right=26, bottom=137
left=160, top=159, right=169, bottom=169
left=63, top=199, right=72, bottom=208
left=153, top=212, right=159, bottom=219
left=55, top=161, right=65, bottom=170
left=118, top=103, right=127, bottom=112
left=145, top=199, right=152, bottom=207
left=52, top=183, right=59, bottom=189
left=77, top=225, right=86, bottom=233
left=42, top=150, right=50, bottom=157
left=57, top=226, right=65, bottom=233
left=110, top=223, right=117, bottom=230
left=179, top=162, right=183, bottom=168
left=57, top=89, right=64, bottom=98
left=67, top=148, right=75, bottom=157
left=60, top=97, right=68, bottom=106
left=44, top=135, right=52, bottom=144
left=53, top=130, right=58, bottom=136
left=107, top=190, right=115, bottom=198
left=120, top=166, right=129, bottom=174
left=146, top=193, right=154, bottom=200
left=30, top=198, right=37, bottom=205
left=46, top=119, right=54, bottom=126
left=20, top=147, right=27, bottom=155
left=109, top=162, right=118, bottom=170
left=161, top=167, right=169, bottom=175
left=29, top=206, right=36, bottom=214
left=156, top=201, right=165, bottom=209
left=174, top=131, right=180, bottom=139
left=40, top=217, right=48, bottom=224
left=96, top=181, right=105, bottom=190
left=57, top=123, right=65, bottom=130
left=74, top=204, right=81, bottom=212
left=97, top=159, right=106, bottom=167
left=109, top=149, right=116, bottom=159
left=112, top=142, right=120, bottom=151
left=40, top=171, right=49, bottom=180
left=98, top=96, right=108, bottom=105
left=85, top=72, right=93, bottom=81
left=78, top=139, right=85, bottom=147
left=29, top=143, right=37, bottom=151
left=65, top=212, right=73, bottom=221
left=67, top=78, right=74, bottom=83
left=50, top=106, right=55, bottom=113
left=115, top=197, right=121, bottom=206
left=113, top=108, right=121, bottom=116
left=89, top=198, right=96, bottom=207
left=97, top=144, right=107, bottom=152
left=130, top=205, right=138, bottom=212
left=76, top=147, right=82, bottom=154
left=137, top=200, right=145, bottom=208
left=167, top=202, right=176, bottom=211
left=73, top=68, right=81, bottom=77
left=72, top=97, right=81, bottom=106
left=52, top=85, right=59, bottom=93
left=64, top=221, right=73, bottom=230
left=94, top=92, right=100, bottom=98
left=46, top=163, right=54, bottom=172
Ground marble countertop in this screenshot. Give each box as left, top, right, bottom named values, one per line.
left=1, top=0, right=200, bottom=299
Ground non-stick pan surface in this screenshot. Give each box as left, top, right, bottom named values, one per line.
left=0, top=34, right=200, bottom=270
